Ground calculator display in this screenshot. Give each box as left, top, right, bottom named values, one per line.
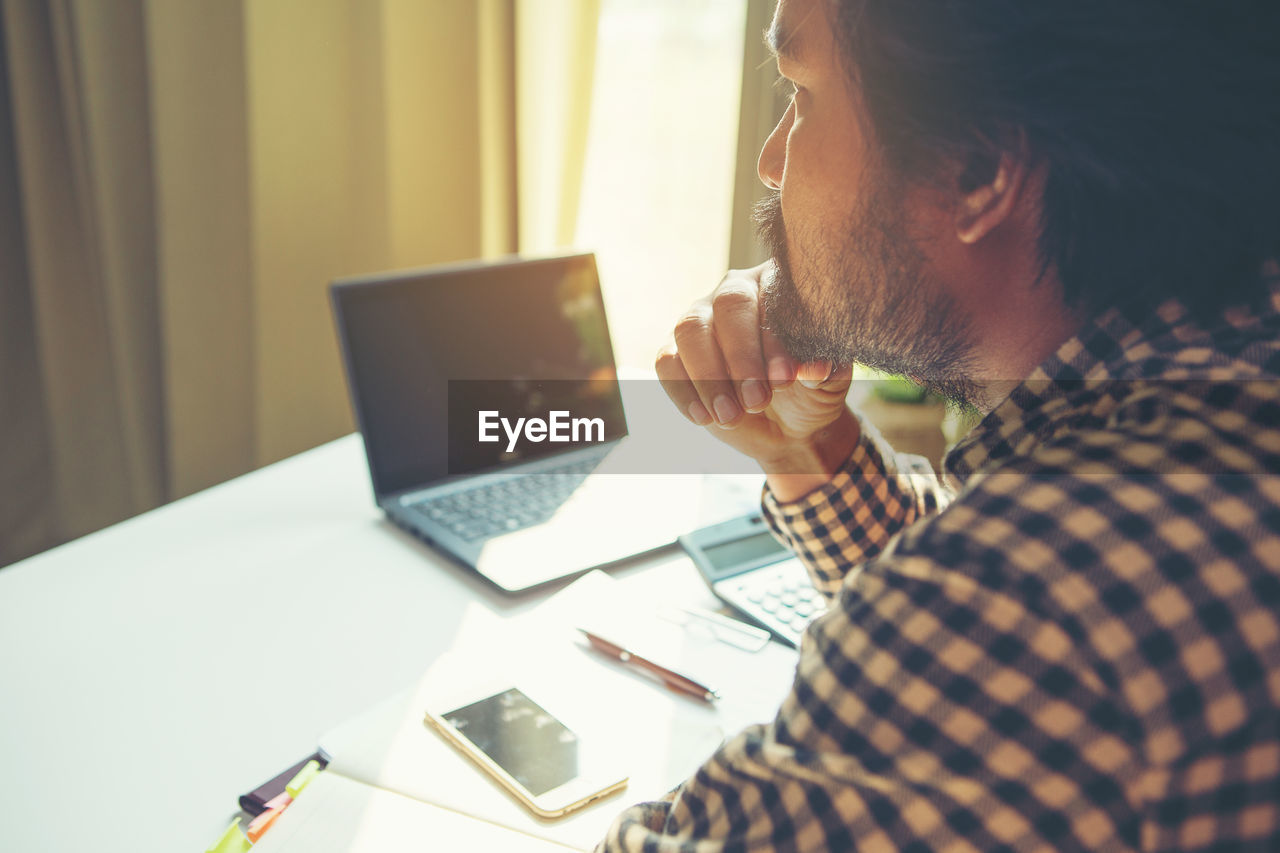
left=681, top=513, right=821, bottom=648
left=702, top=531, right=788, bottom=572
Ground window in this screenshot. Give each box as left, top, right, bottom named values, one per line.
left=576, top=0, right=748, bottom=371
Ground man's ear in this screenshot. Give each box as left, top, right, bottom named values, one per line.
left=954, top=149, right=1030, bottom=245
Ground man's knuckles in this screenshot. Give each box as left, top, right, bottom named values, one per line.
left=710, top=283, right=758, bottom=316
left=672, top=308, right=713, bottom=346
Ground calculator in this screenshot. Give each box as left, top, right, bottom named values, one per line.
left=678, top=513, right=827, bottom=649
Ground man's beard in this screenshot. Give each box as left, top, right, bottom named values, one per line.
left=755, top=187, right=980, bottom=408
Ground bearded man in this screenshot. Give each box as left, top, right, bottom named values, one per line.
left=600, top=0, right=1280, bottom=849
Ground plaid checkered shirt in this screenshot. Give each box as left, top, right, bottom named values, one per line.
left=598, top=283, right=1280, bottom=852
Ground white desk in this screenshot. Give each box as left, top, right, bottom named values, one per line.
left=0, top=434, right=763, bottom=853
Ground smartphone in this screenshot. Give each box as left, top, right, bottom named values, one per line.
left=423, top=683, right=629, bottom=820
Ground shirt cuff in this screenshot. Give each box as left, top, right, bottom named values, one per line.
left=761, top=417, right=922, bottom=597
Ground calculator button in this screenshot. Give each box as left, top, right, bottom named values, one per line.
left=780, top=593, right=799, bottom=608
left=760, top=598, right=780, bottom=614
left=794, top=602, right=814, bottom=618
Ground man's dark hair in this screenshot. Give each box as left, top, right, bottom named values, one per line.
left=830, top=1, right=1280, bottom=317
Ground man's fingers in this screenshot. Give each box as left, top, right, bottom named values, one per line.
left=709, top=280, right=771, bottom=413
left=824, top=362, right=854, bottom=392
left=655, top=344, right=712, bottom=425
left=796, top=360, right=834, bottom=388
left=670, top=308, right=743, bottom=427
left=760, top=327, right=796, bottom=389
left=796, top=360, right=853, bottom=392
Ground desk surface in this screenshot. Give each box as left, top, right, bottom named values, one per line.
left=0, top=434, right=755, bottom=853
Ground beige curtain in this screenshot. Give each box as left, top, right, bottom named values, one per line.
left=0, top=0, right=600, bottom=567
left=516, top=0, right=601, bottom=253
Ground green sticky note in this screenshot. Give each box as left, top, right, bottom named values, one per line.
left=206, top=817, right=252, bottom=853
left=285, top=759, right=321, bottom=798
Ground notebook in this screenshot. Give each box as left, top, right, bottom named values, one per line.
left=330, top=253, right=742, bottom=593
left=252, top=571, right=800, bottom=852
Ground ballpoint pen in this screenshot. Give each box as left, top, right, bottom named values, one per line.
left=577, top=627, right=721, bottom=703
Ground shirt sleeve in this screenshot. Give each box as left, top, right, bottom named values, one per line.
left=594, top=533, right=1142, bottom=853
left=762, top=415, right=954, bottom=597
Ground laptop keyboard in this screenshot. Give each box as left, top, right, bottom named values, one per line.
left=409, top=458, right=597, bottom=542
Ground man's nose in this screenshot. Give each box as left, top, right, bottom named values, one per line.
left=757, top=106, right=790, bottom=190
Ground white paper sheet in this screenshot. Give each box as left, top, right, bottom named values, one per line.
left=316, top=571, right=799, bottom=851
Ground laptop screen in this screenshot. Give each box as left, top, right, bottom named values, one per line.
left=332, top=254, right=627, bottom=497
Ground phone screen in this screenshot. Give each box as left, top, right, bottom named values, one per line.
left=442, top=688, right=580, bottom=796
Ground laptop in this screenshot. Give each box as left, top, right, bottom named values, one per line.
left=330, top=252, right=706, bottom=593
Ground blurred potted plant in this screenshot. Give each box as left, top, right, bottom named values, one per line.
left=853, top=372, right=947, bottom=470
